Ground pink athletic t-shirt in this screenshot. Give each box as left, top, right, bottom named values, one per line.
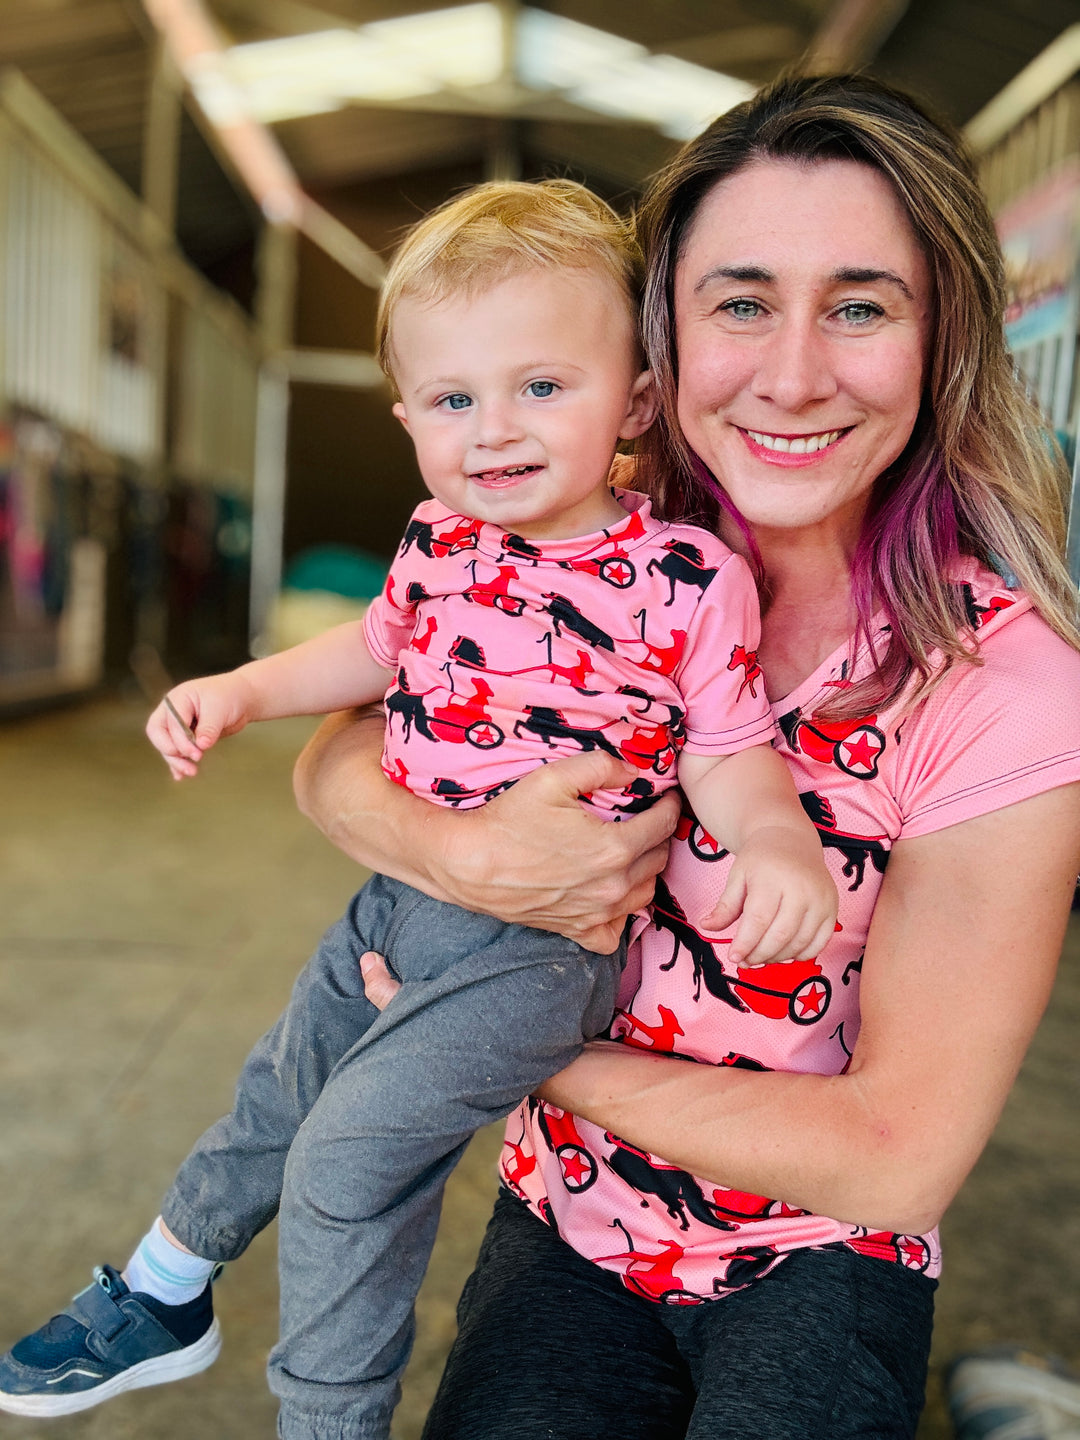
left=363, top=491, right=775, bottom=817
left=503, top=561, right=1080, bottom=1301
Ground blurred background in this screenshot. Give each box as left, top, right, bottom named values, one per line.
left=0, top=2, right=1078, bottom=1437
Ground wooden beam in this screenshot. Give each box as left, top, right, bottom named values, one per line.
left=140, top=0, right=385, bottom=285
left=142, top=35, right=183, bottom=234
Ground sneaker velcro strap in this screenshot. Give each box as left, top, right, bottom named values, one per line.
left=66, top=1281, right=128, bottom=1342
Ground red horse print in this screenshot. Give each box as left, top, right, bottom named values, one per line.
left=728, top=644, right=762, bottom=701
left=595, top=1220, right=702, bottom=1304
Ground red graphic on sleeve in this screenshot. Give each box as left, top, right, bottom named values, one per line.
left=728, top=644, right=762, bottom=701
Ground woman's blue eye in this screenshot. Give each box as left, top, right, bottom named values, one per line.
left=838, top=302, right=883, bottom=324
left=441, top=393, right=472, bottom=410
left=527, top=380, right=556, bottom=398
left=720, top=298, right=761, bottom=321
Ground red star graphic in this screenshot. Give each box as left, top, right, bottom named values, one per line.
left=561, top=1150, right=592, bottom=1186
left=472, top=725, right=497, bottom=746
left=841, top=731, right=880, bottom=770
left=796, top=982, right=827, bottom=1016
left=606, top=561, right=631, bottom=585
left=898, top=1236, right=927, bottom=1268
left=699, top=831, right=721, bottom=855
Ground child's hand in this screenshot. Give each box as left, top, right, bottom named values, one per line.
left=146, top=673, right=253, bottom=780
left=703, top=826, right=837, bottom=967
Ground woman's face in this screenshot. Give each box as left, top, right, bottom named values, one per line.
left=673, top=157, right=932, bottom=548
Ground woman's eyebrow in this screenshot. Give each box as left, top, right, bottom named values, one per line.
left=692, top=264, right=915, bottom=301
left=693, top=264, right=772, bottom=293
left=831, top=267, right=914, bottom=299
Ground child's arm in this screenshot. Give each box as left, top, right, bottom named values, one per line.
left=678, top=745, right=836, bottom=966
left=147, top=620, right=395, bottom=780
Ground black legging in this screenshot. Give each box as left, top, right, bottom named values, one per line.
left=423, top=1190, right=936, bottom=1440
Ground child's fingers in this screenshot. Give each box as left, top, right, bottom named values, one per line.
left=147, top=697, right=202, bottom=764
left=790, top=914, right=841, bottom=962
left=706, top=869, right=747, bottom=935
left=730, top=903, right=797, bottom=967
left=359, top=951, right=400, bottom=1011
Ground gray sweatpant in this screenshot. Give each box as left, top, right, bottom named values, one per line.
left=159, top=873, right=624, bottom=1440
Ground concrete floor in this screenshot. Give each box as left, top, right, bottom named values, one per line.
left=0, top=695, right=1077, bottom=1438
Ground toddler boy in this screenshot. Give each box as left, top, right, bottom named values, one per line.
left=0, top=181, right=835, bottom=1440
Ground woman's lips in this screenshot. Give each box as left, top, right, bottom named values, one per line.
left=469, top=463, right=543, bottom=489
left=738, top=426, right=851, bottom=466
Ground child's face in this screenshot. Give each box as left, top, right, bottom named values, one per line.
left=390, top=267, right=655, bottom=541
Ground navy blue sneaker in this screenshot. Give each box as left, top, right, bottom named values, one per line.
left=0, top=1264, right=221, bottom=1417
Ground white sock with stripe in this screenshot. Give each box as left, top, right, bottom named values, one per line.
left=123, top=1218, right=217, bottom=1306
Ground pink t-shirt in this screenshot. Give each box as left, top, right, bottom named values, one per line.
left=503, top=561, right=1080, bottom=1301
left=363, top=492, right=775, bottom=817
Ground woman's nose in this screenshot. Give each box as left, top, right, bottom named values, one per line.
left=750, top=319, right=837, bottom=412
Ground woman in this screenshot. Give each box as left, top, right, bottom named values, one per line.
left=296, top=73, right=1080, bottom=1437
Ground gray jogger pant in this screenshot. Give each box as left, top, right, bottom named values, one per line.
left=159, top=873, right=624, bottom=1440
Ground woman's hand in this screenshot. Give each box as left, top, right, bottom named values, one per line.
left=434, top=752, right=679, bottom=951
left=296, top=712, right=679, bottom=952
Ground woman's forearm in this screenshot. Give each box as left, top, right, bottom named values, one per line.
left=541, top=788, right=1080, bottom=1236
left=294, top=709, right=681, bottom=950
left=538, top=1045, right=903, bottom=1231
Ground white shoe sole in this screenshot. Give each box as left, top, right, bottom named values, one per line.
left=950, top=1355, right=1080, bottom=1439
left=0, top=1318, right=221, bottom=1417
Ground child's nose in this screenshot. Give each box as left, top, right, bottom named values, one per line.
left=475, top=399, right=525, bottom=447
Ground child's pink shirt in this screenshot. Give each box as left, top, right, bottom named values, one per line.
left=363, top=491, right=775, bottom=816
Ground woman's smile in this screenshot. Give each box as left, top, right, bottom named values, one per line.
left=739, top=427, right=850, bottom=463
left=674, top=157, right=931, bottom=545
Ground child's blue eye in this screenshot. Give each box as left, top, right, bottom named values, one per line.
left=527, top=380, right=556, bottom=398
left=440, top=393, right=472, bottom=410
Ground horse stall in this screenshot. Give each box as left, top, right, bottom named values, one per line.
left=0, top=69, right=260, bottom=709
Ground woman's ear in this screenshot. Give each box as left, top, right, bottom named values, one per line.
left=620, top=370, right=658, bottom=440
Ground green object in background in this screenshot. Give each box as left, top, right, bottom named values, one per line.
left=282, top=545, right=389, bottom=602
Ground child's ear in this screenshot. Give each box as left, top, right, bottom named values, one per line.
left=392, top=401, right=411, bottom=435
left=619, top=370, right=658, bottom=440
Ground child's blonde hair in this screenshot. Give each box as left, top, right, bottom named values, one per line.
left=376, top=179, right=642, bottom=384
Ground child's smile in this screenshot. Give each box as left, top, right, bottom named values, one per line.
left=390, top=267, right=655, bottom=541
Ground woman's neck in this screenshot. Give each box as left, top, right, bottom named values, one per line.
left=738, top=525, right=861, bottom=702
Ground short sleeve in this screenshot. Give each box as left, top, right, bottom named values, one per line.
left=361, top=518, right=424, bottom=669
left=895, top=606, right=1080, bottom=838
left=676, top=550, right=777, bottom=754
